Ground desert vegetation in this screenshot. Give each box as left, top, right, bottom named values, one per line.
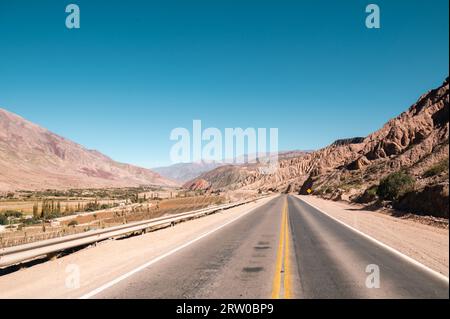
left=423, top=158, right=449, bottom=178
left=0, top=186, right=227, bottom=248
left=376, top=171, right=416, bottom=201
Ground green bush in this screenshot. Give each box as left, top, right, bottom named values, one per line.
left=20, top=217, right=41, bottom=226
left=0, top=210, right=23, bottom=225
left=366, top=185, right=378, bottom=196
left=2, top=210, right=22, bottom=218
left=0, top=214, right=8, bottom=225
left=377, top=171, right=415, bottom=200
left=423, top=158, right=449, bottom=178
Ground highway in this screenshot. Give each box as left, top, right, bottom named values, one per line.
left=86, top=195, right=448, bottom=299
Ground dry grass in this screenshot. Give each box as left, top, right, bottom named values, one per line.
left=0, top=195, right=226, bottom=248
left=0, top=199, right=121, bottom=215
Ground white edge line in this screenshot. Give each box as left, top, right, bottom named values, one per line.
left=296, top=195, right=449, bottom=284
left=79, top=196, right=274, bottom=299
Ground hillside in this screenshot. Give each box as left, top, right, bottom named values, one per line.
left=0, top=108, right=178, bottom=191
left=187, top=79, right=449, bottom=216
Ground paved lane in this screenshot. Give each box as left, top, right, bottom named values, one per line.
left=288, top=196, right=449, bottom=299
left=94, top=195, right=292, bottom=298
left=84, top=195, right=448, bottom=299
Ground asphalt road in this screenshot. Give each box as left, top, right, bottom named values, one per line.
left=90, top=195, right=448, bottom=299
left=287, top=196, right=448, bottom=298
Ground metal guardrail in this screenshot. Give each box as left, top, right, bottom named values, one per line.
left=0, top=197, right=266, bottom=268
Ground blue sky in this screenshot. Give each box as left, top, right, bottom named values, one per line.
left=0, top=0, right=448, bottom=167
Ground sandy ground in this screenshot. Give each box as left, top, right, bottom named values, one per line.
left=0, top=196, right=276, bottom=298
left=297, top=195, right=449, bottom=277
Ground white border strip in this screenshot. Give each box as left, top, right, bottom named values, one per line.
left=296, top=196, right=449, bottom=284
left=79, top=197, right=274, bottom=299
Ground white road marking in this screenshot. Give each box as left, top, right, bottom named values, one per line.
left=297, top=196, right=449, bottom=284
left=79, top=197, right=274, bottom=299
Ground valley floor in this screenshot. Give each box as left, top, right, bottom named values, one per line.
left=297, top=195, right=449, bottom=277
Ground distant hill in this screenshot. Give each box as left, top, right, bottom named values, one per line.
left=0, top=108, right=178, bottom=191
left=153, top=161, right=226, bottom=183
left=154, top=151, right=310, bottom=184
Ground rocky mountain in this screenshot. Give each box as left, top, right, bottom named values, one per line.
left=187, top=79, right=449, bottom=217
left=184, top=150, right=312, bottom=191
left=0, top=108, right=178, bottom=191
left=156, top=151, right=310, bottom=185
left=153, top=161, right=225, bottom=183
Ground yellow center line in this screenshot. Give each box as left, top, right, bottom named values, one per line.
left=284, top=199, right=292, bottom=299
left=271, top=196, right=292, bottom=299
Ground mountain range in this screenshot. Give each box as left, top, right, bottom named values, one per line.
left=153, top=161, right=226, bottom=183
left=0, top=108, right=177, bottom=191
left=1, top=78, right=448, bottom=217
left=154, top=150, right=310, bottom=184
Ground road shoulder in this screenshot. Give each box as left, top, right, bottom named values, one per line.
left=296, top=195, right=449, bottom=277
